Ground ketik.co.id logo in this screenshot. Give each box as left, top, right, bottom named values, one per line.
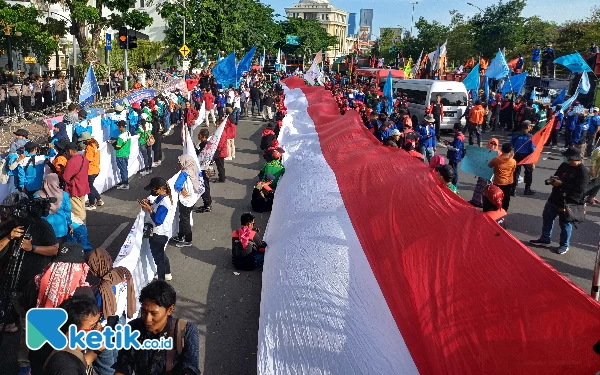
left=26, top=308, right=172, bottom=351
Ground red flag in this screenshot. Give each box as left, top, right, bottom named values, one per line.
left=518, top=117, right=554, bottom=165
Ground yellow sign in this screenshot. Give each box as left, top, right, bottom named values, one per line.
left=179, top=44, right=190, bottom=57
left=24, top=56, right=37, bottom=64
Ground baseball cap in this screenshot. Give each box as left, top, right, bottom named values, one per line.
left=52, top=243, right=84, bottom=264
left=64, top=142, right=78, bottom=151
left=144, top=176, right=168, bottom=191
left=391, top=129, right=401, bottom=136
left=593, top=107, right=599, bottom=112
left=13, top=129, right=29, bottom=137
left=562, top=146, right=582, bottom=161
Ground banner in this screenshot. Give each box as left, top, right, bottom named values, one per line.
left=518, top=119, right=554, bottom=165
left=112, top=89, right=157, bottom=107
left=163, top=78, right=188, bottom=95
left=212, top=52, right=237, bottom=88
left=198, top=117, right=227, bottom=170
left=459, top=146, right=496, bottom=179
left=286, top=35, right=300, bottom=45
left=44, top=115, right=64, bottom=130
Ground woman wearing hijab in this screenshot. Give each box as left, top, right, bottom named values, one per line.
left=34, top=173, right=72, bottom=243
left=49, top=121, right=69, bottom=145
left=469, top=138, right=501, bottom=208
left=171, top=155, right=201, bottom=247
left=87, top=248, right=136, bottom=375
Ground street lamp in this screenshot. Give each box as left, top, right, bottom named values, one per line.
left=466, top=2, right=484, bottom=12
left=2, top=24, right=22, bottom=71
left=410, top=2, right=418, bottom=37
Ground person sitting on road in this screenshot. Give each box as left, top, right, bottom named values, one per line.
left=435, top=164, right=459, bottom=195
left=384, top=129, right=401, bottom=148
left=402, top=141, right=425, bottom=162
left=231, top=213, right=267, bottom=271
left=259, top=149, right=285, bottom=189
left=251, top=174, right=276, bottom=213
left=113, top=280, right=200, bottom=375
left=482, top=184, right=507, bottom=226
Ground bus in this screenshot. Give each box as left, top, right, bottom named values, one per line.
left=356, top=69, right=405, bottom=91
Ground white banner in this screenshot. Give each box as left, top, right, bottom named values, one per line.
left=198, top=117, right=227, bottom=170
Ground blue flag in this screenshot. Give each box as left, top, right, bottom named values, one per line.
left=579, top=72, right=590, bottom=94
left=485, top=50, right=510, bottom=79
left=383, top=70, right=393, bottom=114
left=501, top=72, right=527, bottom=97
left=560, top=92, right=579, bottom=113
left=554, top=52, right=593, bottom=73
left=79, top=65, right=99, bottom=104
left=217, top=51, right=221, bottom=61
left=462, top=63, right=480, bottom=91
left=483, top=77, right=489, bottom=102
left=237, top=46, right=256, bottom=78
left=212, top=52, right=237, bottom=88
left=551, top=89, right=566, bottom=106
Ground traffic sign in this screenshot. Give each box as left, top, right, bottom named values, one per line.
left=105, top=33, right=112, bottom=50
left=179, top=44, right=190, bottom=57
left=182, top=59, right=190, bottom=70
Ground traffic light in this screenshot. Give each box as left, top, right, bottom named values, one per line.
left=128, top=34, right=137, bottom=49
left=118, top=27, right=128, bottom=49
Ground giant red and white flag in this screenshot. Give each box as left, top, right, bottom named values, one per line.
left=258, top=76, right=600, bottom=375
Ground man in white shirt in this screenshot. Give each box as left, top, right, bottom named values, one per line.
left=227, top=85, right=235, bottom=108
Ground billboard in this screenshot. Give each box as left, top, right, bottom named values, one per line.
left=380, top=27, right=403, bottom=43
left=359, top=9, right=374, bottom=41
left=359, top=26, right=371, bottom=44
left=348, top=13, right=357, bottom=37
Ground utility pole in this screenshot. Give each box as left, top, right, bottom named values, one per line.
left=124, top=48, right=128, bottom=90
left=410, top=2, right=418, bottom=37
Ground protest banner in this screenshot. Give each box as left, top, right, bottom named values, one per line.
left=112, top=89, right=157, bottom=107
left=460, top=145, right=496, bottom=179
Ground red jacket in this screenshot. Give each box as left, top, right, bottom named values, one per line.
left=203, top=93, right=215, bottom=109
left=217, top=132, right=228, bottom=158
left=186, top=79, right=198, bottom=91
left=62, top=154, right=90, bottom=197
left=184, top=107, right=199, bottom=126
left=224, top=118, right=236, bottom=139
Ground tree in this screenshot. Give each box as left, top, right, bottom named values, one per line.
left=277, top=18, right=338, bottom=58
left=42, top=0, right=153, bottom=64
left=470, top=0, right=526, bottom=58
left=445, top=10, right=477, bottom=67
left=398, top=17, right=449, bottom=61
left=0, top=0, right=65, bottom=67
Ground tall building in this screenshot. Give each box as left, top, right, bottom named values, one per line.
left=285, top=0, right=349, bottom=58
left=359, top=9, right=374, bottom=41
left=347, top=13, right=357, bottom=37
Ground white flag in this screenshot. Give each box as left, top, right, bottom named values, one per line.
left=314, top=50, right=323, bottom=65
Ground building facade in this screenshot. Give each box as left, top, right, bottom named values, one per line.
left=347, top=13, right=357, bottom=37
left=285, top=0, right=349, bottom=58
left=359, top=9, right=374, bottom=41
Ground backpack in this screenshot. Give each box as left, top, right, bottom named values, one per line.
left=165, top=318, right=188, bottom=373
left=43, top=348, right=93, bottom=375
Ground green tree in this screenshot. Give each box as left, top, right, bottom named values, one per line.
left=399, top=17, right=449, bottom=60
left=277, top=18, right=338, bottom=58
left=470, top=0, right=526, bottom=58
left=446, top=10, right=477, bottom=67
left=0, top=1, right=64, bottom=67
left=41, top=0, right=153, bottom=64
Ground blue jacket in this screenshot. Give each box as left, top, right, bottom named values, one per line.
left=379, top=123, right=397, bottom=142
left=573, top=119, right=587, bottom=144
left=74, top=120, right=92, bottom=138
left=447, top=133, right=465, bottom=162
left=531, top=48, right=541, bottom=62
left=6, top=152, right=20, bottom=177
left=511, top=131, right=535, bottom=155
left=101, top=116, right=122, bottom=139
left=17, top=152, right=47, bottom=191
left=174, top=171, right=189, bottom=192
left=128, top=111, right=140, bottom=133
left=35, top=191, right=72, bottom=238
left=589, top=114, right=600, bottom=134
left=417, top=124, right=436, bottom=149
left=554, top=112, right=564, bottom=130
left=150, top=195, right=169, bottom=226
left=565, top=113, right=578, bottom=131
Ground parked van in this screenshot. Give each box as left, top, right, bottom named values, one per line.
left=393, top=79, right=468, bottom=130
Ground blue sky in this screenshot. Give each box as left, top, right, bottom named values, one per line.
left=264, top=0, right=596, bottom=38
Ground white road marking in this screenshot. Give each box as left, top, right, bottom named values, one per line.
left=99, top=222, right=130, bottom=249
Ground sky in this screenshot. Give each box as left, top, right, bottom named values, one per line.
left=264, top=0, right=596, bottom=38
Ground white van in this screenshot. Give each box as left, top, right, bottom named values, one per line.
left=393, top=79, right=468, bottom=130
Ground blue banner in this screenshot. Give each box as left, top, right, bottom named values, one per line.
left=111, top=89, right=156, bottom=107
left=460, top=145, right=496, bottom=179
left=485, top=50, right=510, bottom=79
left=554, top=52, right=593, bottom=73
left=79, top=65, right=100, bottom=104
left=237, top=46, right=257, bottom=78
left=552, top=89, right=566, bottom=106
left=212, top=52, right=237, bottom=89
left=462, top=63, right=480, bottom=91
left=286, top=35, right=300, bottom=45
left=501, top=72, right=527, bottom=97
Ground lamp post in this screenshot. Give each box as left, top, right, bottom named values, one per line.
left=410, top=2, right=418, bottom=37
left=2, top=24, right=22, bottom=71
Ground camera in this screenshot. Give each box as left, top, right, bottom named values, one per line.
left=0, top=193, right=56, bottom=221
left=545, top=176, right=559, bottom=185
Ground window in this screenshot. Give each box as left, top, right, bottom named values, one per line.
left=430, top=92, right=468, bottom=106
left=400, top=89, right=428, bottom=106
left=304, top=13, right=317, bottom=20
left=139, top=0, right=144, bottom=7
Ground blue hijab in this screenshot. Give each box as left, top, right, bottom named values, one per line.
left=52, top=122, right=69, bottom=142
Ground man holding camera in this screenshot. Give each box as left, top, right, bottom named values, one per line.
left=530, top=147, right=587, bottom=255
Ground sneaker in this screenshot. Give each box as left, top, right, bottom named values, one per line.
left=18, top=366, right=31, bottom=375
left=170, top=236, right=185, bottom=243
left=224, top=157, right=233, bottom=161
left=165, top=273, right=173, bottom=281
left=140, top=170, right=148, bottom=176
left=86, top=205, right=97, bottom=211
left=530, top=239, right=551, bottom=246
left=96, top=199, right=105, bottom=207
left=147, top=169, right=153, bottom=174
left=117, top=184, right=130, bottom=190
left=195, top=206, right=212, bottom=213
left=176, top=241, right=192, bottom=248
left=557, top=246, right=569, bottom=255
left=524, top=189, right=536, bottom=196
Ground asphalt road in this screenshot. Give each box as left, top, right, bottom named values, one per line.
left=1, top=118, right=599, bottom=375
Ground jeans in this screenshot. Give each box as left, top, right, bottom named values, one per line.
left=92, top=314, right=126, bottom=375
left=201, top=173, right=212, bottom=207
left=88, top=174, right=101, bottom=205
left=531, top=61, right=541, bottom=77
left=8, top=174, right=19, bottom=194
left=468, top=125, right=482, bottom=146
left=150, top=234, right=170, bottom=280
left=178, top=202, right=193, bottom=242
left=512, top=153, right=533, bottom=192
left=449, top=160, right=459, bottom=186
left=116, top=156, right=128, bottom=184
left=139, top=144, right=152, bottom=171
left=420, top=146, right=434, bottom=164
left=163, top=114, right=172, bottom=132
left=233, top=108, right=240, bottom=124
left=153, top=132, right=163, bottom=163
left=251, top=99, right=261, bottom=115
left=540, top=200, right=573, bottom=247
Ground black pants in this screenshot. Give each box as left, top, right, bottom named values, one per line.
left=565, top=128, right=573, bottom=148
left=152, top=133, right=163, bottom=162
left=8, top=96, right=19, bottom=114
left=213, top=155, right=225, bottom=182
left=22, top=96, right=32, bottom=112
left=549, top=128, right=559, bottom=147
left=434, top=115, right=441, bottom=140
left=0, top=99, right=5, bottom=116
left=497, top=184, right=513, bottom=211
left=149, top=234, right=170, bottom=280
left=55, top=91, right=67, bottom=104
left=177, top=202, right=193, bottom=242
left=42, top=91, right=53, bottom=108
left=512, top=152, right=533, bottom=193
left=88, top=174, right=101, bottom=205
left=201, top=174, right=212, bottom=207
left=34, top=93, right=42, bottom=110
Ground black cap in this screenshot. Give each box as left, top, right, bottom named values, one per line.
left=52, top=243, right=84, bottom=264
left=144, top=176, right=168, bottom=191
left=13, top=129, right=29, bottom=137
left=78, top=109, right=88, bottom=118
left=562, top=146, right=582, bottom=161
left=64, top=142, right=78, bottom=151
